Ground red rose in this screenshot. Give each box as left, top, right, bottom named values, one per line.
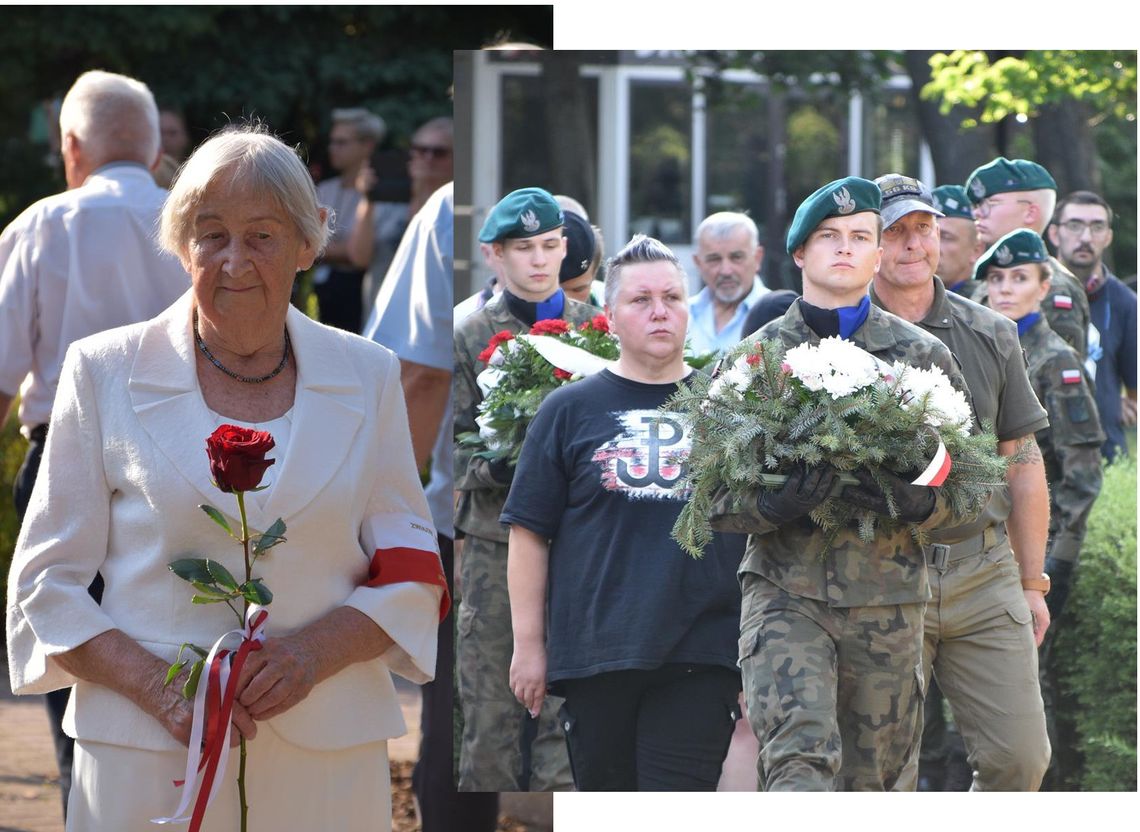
left=553, top=367, right=574, bottom=381
left=478, top=330, right=515, bottom=364
left=206, top=425, right=276, bottom=493
left=529, top=318, right=570, bottom=336
left=580, top=314, right=610, bottom=334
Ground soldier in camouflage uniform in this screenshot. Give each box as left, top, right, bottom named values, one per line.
left=977, top=229, right=1105, bottom=787
left=709, top=177, right=981, bottom=791
left=965, top=157, right=1093, bottom=363
left=871, top=175, right=1053, bottom=791
left=453, top=187, right=597, bottom=791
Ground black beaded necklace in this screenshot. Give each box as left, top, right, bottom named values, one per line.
left=193, top=310, right=291, bottom=384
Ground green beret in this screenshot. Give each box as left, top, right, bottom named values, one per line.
left=931, top=185, right=974, bottom=220
left=973, top=229, right=1049, bottom=280
left=965, top=158, right=1057, bottom=204
left=786, top=176, right=881, bottom=254
left=478, top=187, right=564, bottom=243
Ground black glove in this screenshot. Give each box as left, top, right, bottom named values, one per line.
left=1043, top=556, right=1074, bottom=622
left=485, top=455, right=516, bottom=487
left=842, top=467, right=936, bottom=523
left=756, top=463, right=838, bottom=525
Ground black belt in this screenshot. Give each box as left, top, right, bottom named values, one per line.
left=29, top=424, right=48, bottom=443
left=924, top=525, right=1007, bottom=570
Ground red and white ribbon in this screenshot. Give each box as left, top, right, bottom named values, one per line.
left=152, top=606, right=268, bottom=829
left=911, top=438, right=952, bottom=487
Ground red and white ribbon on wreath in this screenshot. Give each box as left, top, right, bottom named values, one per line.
left=910, top=438, right=952, bottom=487
left=152, top=606, right=268, bottom=829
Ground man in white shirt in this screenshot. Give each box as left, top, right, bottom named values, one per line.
left=0, top=69, right=189, bottom=818
left=686, top=211, right=770, bottom=355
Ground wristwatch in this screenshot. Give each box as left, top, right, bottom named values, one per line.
left=1021, top=573, right=1051, bottom=595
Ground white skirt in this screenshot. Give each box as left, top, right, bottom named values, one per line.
left=67, top=725, right=391, bottom=831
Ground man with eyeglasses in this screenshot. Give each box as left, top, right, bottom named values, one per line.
left=869, top=173, right=1052, bottom=792
left=1049, top=190, right=1136, bottom=462
left=313, top=107, right=386, bottom=332
left=349, top=117, right=453, bottom=315
left=965, top=158, right=1092, bottom=363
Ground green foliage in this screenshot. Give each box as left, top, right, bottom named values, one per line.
left=1054, top=454, right=1137, bottom=790
left=668, top=338, right=1007, bottom=558
left=923, top=50, right=1137, bottom=126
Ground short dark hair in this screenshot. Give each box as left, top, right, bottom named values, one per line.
left=1053, top=190, right=1114, bottom=226
left=603, top=234, right=684, bottom=308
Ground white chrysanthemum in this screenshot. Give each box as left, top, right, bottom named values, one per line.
left=475, top=411, right=505, bottom=449
left=785, top=337, right=881, bottom=400
left=892, top=361, right=973, bottom=431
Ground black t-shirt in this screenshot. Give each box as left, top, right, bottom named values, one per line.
left=501, top=369, right=744, bottom=690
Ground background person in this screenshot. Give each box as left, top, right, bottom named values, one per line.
left=313, top=107, right=385, bottom=332
left=1048, top=190, right=1137, bottom=461
left=6, top=126, right=447, bottom=831
left=686, top=211, right=769, bottom=355
left=504, top=235, right=744, bottom=791
left=930, top=184, right=984, bottom=296
left=0, top=69, right=191, bottom=816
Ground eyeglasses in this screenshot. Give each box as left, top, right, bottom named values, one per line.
left=410, top=144, right=451, bottom=160
left=972, top=197, right=1031, bottom=218
left=1058, top=219, right=1110, bottom=235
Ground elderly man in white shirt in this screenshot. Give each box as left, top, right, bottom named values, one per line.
left=686, top=211, right=771, bottom=355
left=0, top=69, right=189, bottom=818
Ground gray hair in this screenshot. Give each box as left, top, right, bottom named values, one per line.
left=603, top=234, right=685, bottom=309
left=331, top=108, right=386, bottom=144
left=695, top=211, right=759, bottom=249
left=416, top=116, right=453, bottom=140
left=159, top=124, right=330, bottom=258
left=58, top=70, right=160, bottom=167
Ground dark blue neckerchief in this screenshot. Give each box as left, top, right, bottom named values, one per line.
left=1016, top=311, right=1042, bottom=337
left=503, top=287, right=565, bottom=327
left=945, top=279, right=969, bottom=295
left=800, top=295, right=870, bottom=340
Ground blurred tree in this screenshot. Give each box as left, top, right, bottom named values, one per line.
left=0, top=5, right=552, bottom=227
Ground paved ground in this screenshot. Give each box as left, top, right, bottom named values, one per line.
left=0, top=652, right=551, bottom=832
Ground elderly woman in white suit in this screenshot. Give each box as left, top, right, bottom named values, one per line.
left=6, top=126, right=447, bottom=830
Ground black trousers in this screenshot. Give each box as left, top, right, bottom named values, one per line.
left=413, top=534, right=498, bottom=831
left=314, top=268, right=366, bottom=333
left=558, top=663, right=741, bottom=791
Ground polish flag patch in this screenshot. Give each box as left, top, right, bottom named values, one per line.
left=1061, top=369, right=1083, bottom=385
left=1053, top=295, right=1074, bottom=309
left=911, top=438, right=952, bottom=487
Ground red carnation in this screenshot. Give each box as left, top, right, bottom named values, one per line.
left=580, top=314, right=610, bottom=334
left=553, top=367, right=574, bottom=381
left=478, top=330, right=516, bottom=363
left=206, top=425, right=275, bottom=493
left=529, top=318, right=571, bottom=336
left=746, top=353, right=762, bottom=367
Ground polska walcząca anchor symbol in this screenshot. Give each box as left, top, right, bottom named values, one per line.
left=616, top=415, right=687, bottom=488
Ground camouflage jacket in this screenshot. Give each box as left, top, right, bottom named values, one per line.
left=708, top=300, right=982, bottom=608
left=970, top=257, right=1091, bottom=362
left=453, top=290, right=600, bottom=541
left=1020, top=316, right=1105, bottom=564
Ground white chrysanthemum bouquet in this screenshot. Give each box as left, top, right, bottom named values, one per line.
left=670, top=336, right=1007, bottom=557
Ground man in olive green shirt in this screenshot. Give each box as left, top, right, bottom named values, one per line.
left=871, top=173, right=1052, bottom=791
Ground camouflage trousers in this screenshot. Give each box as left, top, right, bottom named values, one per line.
left=739, top=574, right=925, bottom=791
left=456, top=534, right=573, bottom=792
left=896, top=535, right=1050, bottom=791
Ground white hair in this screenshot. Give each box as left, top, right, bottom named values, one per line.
left=160, top=124, right=330, bottom=258
left=331, top=108, right=386, bottom=144
left=58, top=70, right=160, bottom=167
left=695, top=211, right=759, bottom=249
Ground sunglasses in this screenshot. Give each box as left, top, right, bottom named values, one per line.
left=410, top=144, right=451, bottom=160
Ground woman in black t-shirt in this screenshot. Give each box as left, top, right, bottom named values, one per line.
left=501, top=236, right=744, bottom=791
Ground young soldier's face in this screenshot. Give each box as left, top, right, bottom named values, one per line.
left=794, top=213, right=881, bottom=307
left=493, top=229, right=566, bottom=301
left=985, top=264, right=1050, bottom=321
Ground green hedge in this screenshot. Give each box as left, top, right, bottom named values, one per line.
left=1054, top=453, right=1137, bottom=791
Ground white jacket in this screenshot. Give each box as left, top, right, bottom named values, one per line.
left=6, top=290, right=443, bottom=752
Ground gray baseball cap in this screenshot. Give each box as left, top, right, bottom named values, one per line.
left=875, top=173, right=945, bottom=229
